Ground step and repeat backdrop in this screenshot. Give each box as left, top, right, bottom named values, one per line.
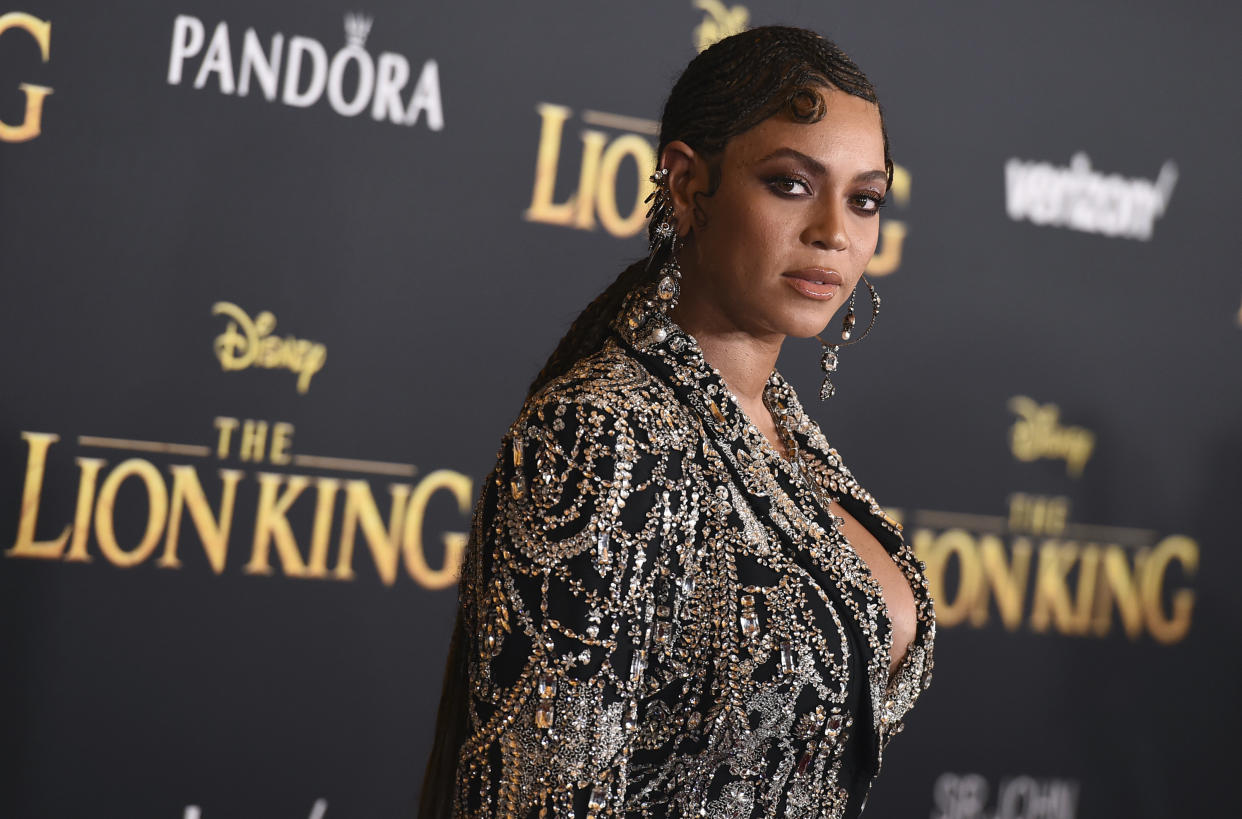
left=2, top=1, right=1239, bottom=817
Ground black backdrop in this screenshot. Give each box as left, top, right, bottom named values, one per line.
left=3, top=2, right=1240, bottom=817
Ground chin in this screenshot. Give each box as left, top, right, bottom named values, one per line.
left=781, top=324, right=833, bottom=341
left=780, top=310, right=842, bottom=341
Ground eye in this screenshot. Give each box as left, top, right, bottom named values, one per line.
left=851, top=191, right=888, bottom=214
left=769, top=175, right=812, bottom=196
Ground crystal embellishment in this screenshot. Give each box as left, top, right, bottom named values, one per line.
left=739, top=594, right=760, bottom=637
left=588, top=783, right=608, bottom=811
left=780, top=641, right=796, bottom=674
left=534, top=671, right=557, bottom=729
left=657, top=272, right=680, bottom=302
left=630, top=649, right=647, bottom=682
left=537, top=673, right=557, bottom=698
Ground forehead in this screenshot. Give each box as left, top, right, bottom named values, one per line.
left=724, top=89, right=885, bottom=172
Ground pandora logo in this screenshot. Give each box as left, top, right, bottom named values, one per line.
left=166, top=13, right=443, bottom=129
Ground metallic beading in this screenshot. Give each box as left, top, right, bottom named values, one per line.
left=450, top=285, right=934, bottom=817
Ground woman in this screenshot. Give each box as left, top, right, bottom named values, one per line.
left=420, top=25, right=934, bottom=819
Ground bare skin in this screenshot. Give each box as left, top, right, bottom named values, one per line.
left=662, top=89, right=917, bottom=674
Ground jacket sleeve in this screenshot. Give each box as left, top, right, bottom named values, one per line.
left=453, top=393, right=694, bottom=818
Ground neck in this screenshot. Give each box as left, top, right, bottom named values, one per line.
left=669, top=303, right=783, bottom=407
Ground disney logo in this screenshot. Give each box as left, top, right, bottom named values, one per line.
left=212, top=301, right=326, bottom=394
left=1008, top=396, right=1094, bottom=478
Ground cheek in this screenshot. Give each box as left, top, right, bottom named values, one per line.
left=853, top=219, right=881, bottom=258
left=701, top=202, right=780, bottom=264
left=694, top=189, right=802, bottom=282
left=728, top=203, right=797, bottom=259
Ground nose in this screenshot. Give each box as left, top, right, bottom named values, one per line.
left=804, top=198, right=849, bottom=252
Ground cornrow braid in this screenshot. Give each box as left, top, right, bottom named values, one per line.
left=524, top=24, right=892, bottom=401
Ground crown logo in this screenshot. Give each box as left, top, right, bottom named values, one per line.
left=344, top=13, right=374, bottom=48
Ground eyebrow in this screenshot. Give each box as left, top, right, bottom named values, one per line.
left=757, top=147, right=888, bottom=188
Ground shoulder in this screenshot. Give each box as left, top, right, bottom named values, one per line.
left=510, top=338, right=701, bottom=459
left=482, top=339, right=699, bottom=567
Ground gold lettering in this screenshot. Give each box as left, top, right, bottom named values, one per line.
left=403, top=469, right=472, bottom=589
left=572, top=129, right=607, bottom=229
left=524, top=103, right=577, bottom=226
left=245, top=473, right=310, bottom=576
left=270, top=422, right=294, bottom=465
left=1008, top=396, right=1095, bottom=477
left=94, top=459, right=170, bottom=568
left=1069, top=545, right=1101, bottom=634
left=0, top=13, right=53, bottom=143
left=970, top=535, right=1031, bottom=629
left=296, top=344, right=326, bottom=393
left=64, top=458, right=106, bottom=562
left=888, top=164, right=912, bottom=205
left=1140, top=535, right=1197, bottom=644
left=333, top=481, right=411, bottom=585
left=214, top=416, right=239, bottom=458
left=693, top=1, right=749, bottom=52
left=596, top=133, right=656, bottom=238
left=159, top=466, right=242, bottom=574
left=1007, top=493, right=1070, bottom=536
left=866, top=221, right=907, bottom=276
left=213, top=301, right=268, bottom=371
left=524, top=104, right=660, bottom=237
left=1029, top=541, right=1079, bottom=634
left=864, top=164, right=910, bottom=276
left=211, top=302, right=325, bottom=393
left=305, top=477, right=341, bottom=576
left=239, top=419, right=268, bottom=462
left=8, top=432, right=70, bottom=559
left=1092, top=545, right=1145, bottom=639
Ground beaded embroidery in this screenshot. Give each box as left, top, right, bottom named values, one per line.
left=450, top=286, right=934, bottom=817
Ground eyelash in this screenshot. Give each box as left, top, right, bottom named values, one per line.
left=768, top=176, right=888, bottom=215
left=855, top=192, right=888, bottom=213
left=769, top=175, right=812, bottom=196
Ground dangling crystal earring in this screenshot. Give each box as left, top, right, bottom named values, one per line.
left=655, top=232, right=682, bottom=310
left=817, top=276, right=880, bottom=401
left=841, top=287, right=857, bottom=341
left=644, top=167, right=682, bottom=312
left=819, top=343, right=839, bottom=400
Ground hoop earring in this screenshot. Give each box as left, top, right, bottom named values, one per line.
left=816, top=276, right=880, bottom=401
left=644, top=167, right=682, bottom=312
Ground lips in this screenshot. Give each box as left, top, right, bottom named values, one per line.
left=783, top=269, right=843, bottom=300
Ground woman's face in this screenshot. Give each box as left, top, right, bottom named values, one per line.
left=667, top=88, right=887, bottom=342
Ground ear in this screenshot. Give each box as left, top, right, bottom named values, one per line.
left=659, top=140, right=702, bottom=239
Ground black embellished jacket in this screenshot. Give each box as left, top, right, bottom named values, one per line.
left=449, top=289, right=935, bottom=818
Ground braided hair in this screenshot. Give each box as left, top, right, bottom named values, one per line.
left=418, top=26, right=890, bottom=817
left=524, top=25, right=893, bottom=399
